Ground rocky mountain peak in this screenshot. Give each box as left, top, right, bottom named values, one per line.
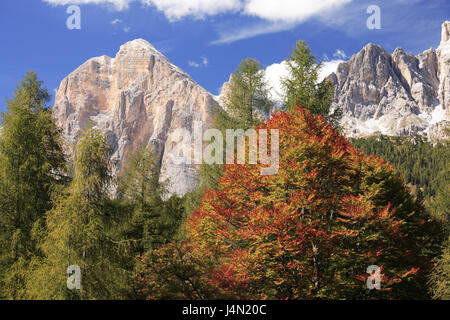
left=436, top=21, right=450, bottom=121
left=120, top=38, right=158, bottom=51
left=328, top=21, right=449, bottom=140
left=117, top=39, right=184, bottom=73
left=53, top=39, right=219, bottom=197
left=362, top=43, right=389, bottom=55
left=441, top=21, right=450, bottom=44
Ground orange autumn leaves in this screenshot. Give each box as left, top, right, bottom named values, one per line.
left=137, top=105, right=440, bottom=299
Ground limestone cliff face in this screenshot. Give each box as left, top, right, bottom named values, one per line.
left=437, top=21, right=450, bottom=116
left=53, top=39, right=219, bottom=196
left=328, top=21, right=450, bottom=139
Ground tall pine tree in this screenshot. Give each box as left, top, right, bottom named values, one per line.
left=25, top=128, right=130, bottom=299
left=282, top=41, right=341, bottom=126
left=0, top=71, right=66, bottom=299
left=219, top=58, right=273, bottom=129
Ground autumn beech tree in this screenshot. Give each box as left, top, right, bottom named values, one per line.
left=183, top=105, right=443, bottom=300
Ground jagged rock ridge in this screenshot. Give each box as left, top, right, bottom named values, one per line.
left=328, top=21, right=450, bottom=140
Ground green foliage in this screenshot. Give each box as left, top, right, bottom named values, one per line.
left=136, top=240, right=225, bottom=300
left=219, top=58, right=273, bottom=129
left=187, top=58, right=275, bottom=215
left=0, top=71, right=66, bottom=299
left=351, top=135, right=449, bottom=202
left=138, top=107, right=443, bottom=300
left=115, top=145, right=185, bottom=298
left=429, top=238, right=450, bottom=300
left=282, top=41, right=341, bottom=126
left=117, top=145, right=184, bottom=253
left=118, top=146, right=163, bottom=204
left=24, top=128, right=130, bottom=299
left=427, top=177, right=450, bottom=225
left=131, top=62, right=271, bottom=297
left=0, top=58, right=447, bottom=300
left=352, top=134, right=449, bottom=299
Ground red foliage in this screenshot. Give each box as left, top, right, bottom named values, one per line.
left=137, top=105, right=441, bottom=300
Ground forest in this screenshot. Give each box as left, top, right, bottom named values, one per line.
left=0, top=41, right=448, bottom=300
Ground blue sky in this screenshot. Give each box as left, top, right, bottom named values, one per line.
left=0, top=0, right=449, bottom=112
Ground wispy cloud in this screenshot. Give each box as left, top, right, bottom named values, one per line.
left=315, top=0, right=445, bottom=53
left=42, top=0, right=242, bottom=19
left=43, top=0, right=354, bottom=43
left=211, top=0, right=353, bottom=44
left=110, top=18, right=122, bottom=25
left=188, top=61, right=200, bottom=68
left=333, top=49, right=347, bottom=59
left=42, top=0, right=138, bottom=11
left=211, top=21, right=294, bottom=45
left=188, top=56, right=209, bottom=68
left=47, top=0, right=436, bottom=50
left=109, top=17, right=129, bottom=33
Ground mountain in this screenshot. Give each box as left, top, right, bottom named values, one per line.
left=53, top=39, right=219, bottom=197
left=328, top=21, right=450, bottom=140
left=53, top=22, right=449, bottom=197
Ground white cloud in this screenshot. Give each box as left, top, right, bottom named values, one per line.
left=149, top=0, right=241, bottom=21
left=333, top=49, right=347, bottom=59
left=314, top=49, right=348, bottom=82
left=265, top=55, right=347, bottom=103
left=110, top=18, right=122, bottom=24
left=43, top=0, right=241, bottom=19
left=213, top=0, right=353, bottom=43
left=211, top=21, right=293, bottom=44
left=43, top=0, right=354, bottom=42
left=42, top=0, right=136, bottom=11
left=188, top=56, right=209, bottom=68
left=318, top=59, right=344, bottom=82
left=123, top=26, right=131, bottom=32
left=188, top=61, right=201, bottom=68
left=264, top=61, right=289, bottom=103
left=43, top=0, right=352, bottom=22
left=244, top=0, right=352, bottom=23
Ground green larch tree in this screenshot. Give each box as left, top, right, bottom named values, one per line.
left=24, top=128, right=130, bottom=299
left=0, top=71, right=66, bottom=299
left=282, top=40, right=341, bottom=126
